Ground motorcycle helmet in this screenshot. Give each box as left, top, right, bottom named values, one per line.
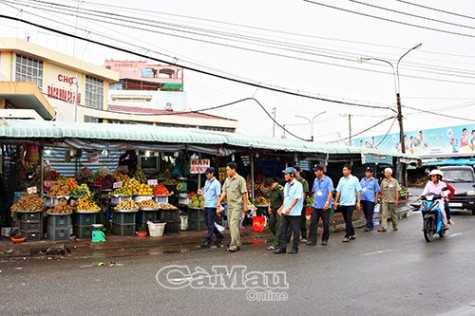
left=429, top=169, right=443, bottom=179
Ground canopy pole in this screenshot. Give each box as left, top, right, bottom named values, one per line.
left=250, top=154, right=255, bottom=203
left=197, top=153, right=202, bottom=190
left=40, top=145, right=44, bottom=198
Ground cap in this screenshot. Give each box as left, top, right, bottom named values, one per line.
left=365, top=167, right=374, bottom=173
left=204, top=167, right=215, bottom=174
left=312, top=164, right=324, bottom=171
left=282, top=167, right=296, bottom=175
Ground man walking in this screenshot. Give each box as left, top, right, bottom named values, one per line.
left=266, top=180, right=284, bottom=251
left=307, top=164, right=334, bottom=246
left=274, top=167, right=303, bottom=255
left=334, top=164, right=362, bottom=243
left=217, top=162, right=248, bottom=252
left=379, top=168, right=400, bottom=232
left=360, top=167, right=380, bottom=232
left=293, top=166, right=309, bottom=243
left=201, top=167, right=224, bottom=248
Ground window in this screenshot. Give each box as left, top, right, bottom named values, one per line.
left=15, top=54, right=44, bottom=89
left=84, top=116, right=101, bottom=123
left=85, top=75, right=104, bottom=109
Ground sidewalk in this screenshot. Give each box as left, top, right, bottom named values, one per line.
left=0, top=199, right=414, bottom=260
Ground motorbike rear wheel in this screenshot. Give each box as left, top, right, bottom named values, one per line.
left=423, top=217, right=435, bottom=242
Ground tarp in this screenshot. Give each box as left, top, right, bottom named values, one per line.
left=425, top=158, right=475, bottom=166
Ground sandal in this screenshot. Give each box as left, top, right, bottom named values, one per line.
left=349, top=235, right=356, bottom=240
left=393, top=228, right=399, bottom=232
left=378, top=228, right=386, bottom=232
left=342, top=237, right=350, bottom=242
left=301, top=238, right=307, bottom=243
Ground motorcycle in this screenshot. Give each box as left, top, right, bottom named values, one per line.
left=419, top=191, right=448, bottom=242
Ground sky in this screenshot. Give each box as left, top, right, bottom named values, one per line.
left=1, top=0, right=475, bottom=144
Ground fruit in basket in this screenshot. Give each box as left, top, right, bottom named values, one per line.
left=65, top=178, right=79, bottom=190
left=112, top=186, right=132, bottom=196
left=70, top=184, right=91, bottom=199
left=188, top=194, right=204, bottom=208
left=153, top=183, right=170, bottom=196
left=48, top=179, right=72, bottom=196
left=76, top=167, right=94, bottom=181
left=114, top=199, right=139, bottom=211
left=163, top=179, right=179, bottom=185
left=138, top=199, right=160, bottom=209
left=47, top=200, right=73, bottom=214
left=255, top=196, right=269, bottom=205
left=114, top=172, right=130, bottom=183
left=123, top=178, right=152, bottom=195
left=159, top=203, right=177, bottom=210
left=76, top=196, right=100, bottom=211
left=11, top=194, right=44, bottom=215
left=133, top=168, right=147, bottom=184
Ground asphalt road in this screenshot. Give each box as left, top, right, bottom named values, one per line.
left=1, top=208, right=474, bottom=316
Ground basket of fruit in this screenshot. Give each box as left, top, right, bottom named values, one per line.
left=138, top=199, right=160, bottom=211
left=47, top=199, right=73, bottom=215
left=75, top=196, right=101, bottom=213
left=114, top=199, right=139, bottom=213
left=11, top=194, right=45, bottom=216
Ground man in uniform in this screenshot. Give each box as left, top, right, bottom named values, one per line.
left=293, top=166, right=309, bottom=243
left=217, top=162, right=248, bottom=252
left=360, top=167, right=380, bottom=232
left=266, top=180, right=284, bottom=251
left=379, top=168, right=400, bottom=232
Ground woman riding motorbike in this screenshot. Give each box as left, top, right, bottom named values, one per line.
left=421, top=169, right=451, bottom=229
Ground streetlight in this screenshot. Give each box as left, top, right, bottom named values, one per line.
left=360, top=43, right=422, bottom=186
left=294, top=111, right=327, bottom=141
left=359, top=43, right=422, bottom=155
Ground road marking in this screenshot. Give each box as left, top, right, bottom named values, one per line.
left=438, top=299, right=475, bottom=315
left=445, top=232, right=463, bottom=239
left=362, top=249, right=394, bottom=256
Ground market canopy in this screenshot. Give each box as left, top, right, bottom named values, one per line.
left=425, top=158, right=475, bottom=167
left=0, top=119, right=418, bottom=158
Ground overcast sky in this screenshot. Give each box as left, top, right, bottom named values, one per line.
left=1, top=0, right=475, bottom=143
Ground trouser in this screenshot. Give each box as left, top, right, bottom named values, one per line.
left=438, top=200, right=448, bottom=224
left=278, top=215, right=300, bottom=251
left=339, top=205, right=355, bottom=238
left=269, top=209, right=281, bottom=246
left=381, top=202, right=397, bottom=230
left=361, top=200, right=375, bottom=229
left=228, top=206, right=242, bottom=247
left=203, top=207, right=224, bottom=243
left=445, top=201, right=451, bottom=220
left=308, top=207, right=330, bottom=243
left=300, top=206, right=307, bottom=238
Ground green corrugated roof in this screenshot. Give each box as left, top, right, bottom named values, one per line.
left=0, top=120, right=419, bottom=158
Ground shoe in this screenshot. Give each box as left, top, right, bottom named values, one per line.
left=342, top=237, right=350, bottom=242
left=306, top=241, right=317, bottom=246
left=393, top=227, right=399, bottom=232
left=215, top=237, right=224, bottom=245
left=227, top=245, right=237, bottom=252
left=349, top=235, right=356, bottom=240
left=364, top=227, right=370, bottom=232
left=266, top=245, right=276, bottom=251
left=273, top=248, right=286, bottom=254
left=301, top=238, right=307, bottom=243
left=443, top=224, right=450, bottom=230
left=321, top=241, right=328, bottom=246
left=288, top=248, right=299, bottom=254
left=201, top=241, right=210, bottom=248
left=449, top=220, right=455, bottom=225
left=378, top=228, right=387, bottom=233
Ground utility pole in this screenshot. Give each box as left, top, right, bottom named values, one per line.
left=272, top=107, right=276, bottom=137
left=282, top=124, right=286, bottom=139
left=74, top=74, right=79, bottom=122
left=348, top=114, right=352, bottom=146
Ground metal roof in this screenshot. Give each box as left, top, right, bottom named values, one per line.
left=0, top=120, right=418, bottom=158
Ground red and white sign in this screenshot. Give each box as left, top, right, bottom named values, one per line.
left=27, top=186, right=38, bottom=194
left=89, top=152, right=99, bottom=164
left=148, top=179, right=158, bottom=186
left=113, top=182, right=123, bottom=189
left=190, top=159, right=210, bottom=174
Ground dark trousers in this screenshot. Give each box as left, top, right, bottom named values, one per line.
left=279, top=215, right=300, bottom=251
left=339, top=205, right=355, bottom=238
left=300, top=206, right=307, bottom=238
left=203, top=207, right=223, bottom=243
left=308, top=207, right=330, bottom=243
left=361, top=201, right=375, bottom=229
left=445, top=201, right=451, bottom=220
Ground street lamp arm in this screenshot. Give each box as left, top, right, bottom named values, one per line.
left=294, top=115, right=311, bottom=124
left=396, top=43, right=423, bottom=76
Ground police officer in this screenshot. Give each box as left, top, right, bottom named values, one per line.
left=360, top=167, right=380, bottom=232
left=266, top=180, right=284, bottom=251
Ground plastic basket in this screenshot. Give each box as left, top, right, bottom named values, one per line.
left=148, top=222, right=166, bottom=237
left=153, top=195, right=169, bottom=204
left=133, top=195, right=153, bottom=203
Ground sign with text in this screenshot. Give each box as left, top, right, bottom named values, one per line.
left=148, top=179, right=158, bottom=186
left=89, top=152, right=99, bottom=164
left=190, top=159, right=210, bottom=174
left=113, top=182, right=123, bottom=189
left=27, top=186, right=38, bottom=194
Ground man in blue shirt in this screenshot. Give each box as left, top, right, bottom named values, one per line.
left=201, top=167, right=224, bottom=248
left=307, top=164, right=334, bottom=246
left=274, top=167, right=303, bottom=255
left=360, top=167, right=380, bottom=232
left=334, top=164, right=362, bottom=243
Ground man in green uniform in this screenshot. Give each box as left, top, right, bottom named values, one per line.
left=294, top=166, right=309, bottom=243
left=217, top=162, right=248, bottom=252
left=266, top=180, right=284, bottom=251
left=378, top=167, right=400, bottom=232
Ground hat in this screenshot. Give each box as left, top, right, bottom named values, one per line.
left=312, top=164, right=324, bottom=171
left=204, top=167, right=215, bottom=174
left=282, top=167, right=296, bottom=175
left=365, top=167, right=374, bottom=173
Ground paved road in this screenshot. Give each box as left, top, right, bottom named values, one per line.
left=1, top=208, right=474, bottom=316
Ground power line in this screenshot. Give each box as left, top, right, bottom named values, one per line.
left=303, top=0, right=475, bottom=39
left=397, top=0, right=475, bottom=21
left=402, top=105, right=475, bottom=122
left=8, top=0, right=475, bottom=84
left=327, top=116, right=397, bottom=143
left=0, top=13, right=398, bottom=111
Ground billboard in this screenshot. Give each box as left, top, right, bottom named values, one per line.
left=352, top=124, right=475, bottom=155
